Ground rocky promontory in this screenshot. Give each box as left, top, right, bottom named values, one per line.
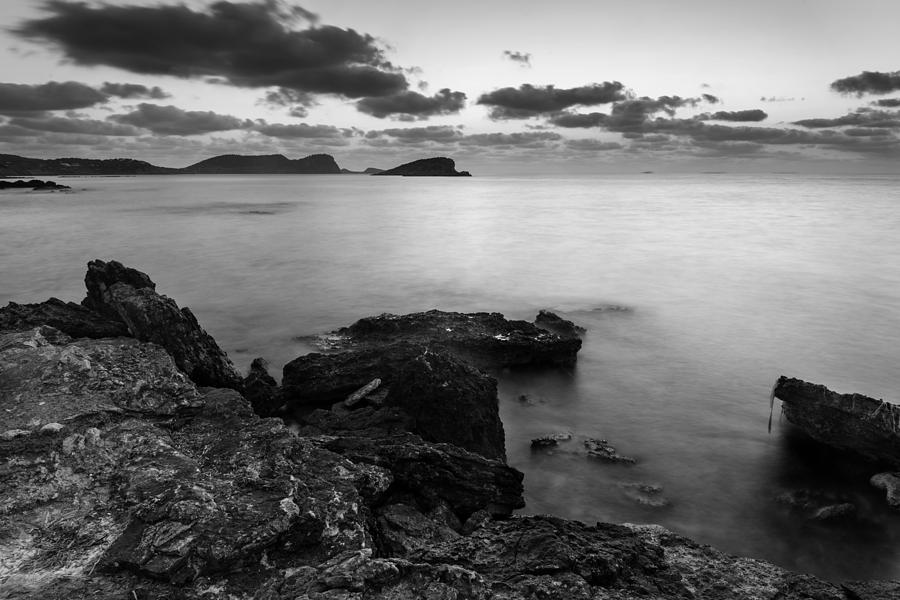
left=373, top=157, right=472, bottom=177
left=2, top=263, right=899, bottom=598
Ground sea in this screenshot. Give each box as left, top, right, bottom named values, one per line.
left=2, top=172, right=900, bottom=582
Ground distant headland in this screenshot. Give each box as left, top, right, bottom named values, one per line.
left=0, top=153, right=472, bottom=177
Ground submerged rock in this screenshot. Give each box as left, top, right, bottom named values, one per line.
left=584, top=437, right=637, bottom=464
left=81, top=259, right=242, bottom=390
left=333, top=308, right=582, bottom=370
left=773, top=376, right=900, bottom=467
left=619, top=482, right=671, bottom=508
left=870, top=473, right=900, bottom=510
left=531, top=431, right=574, bottom=448
left=774, top=489, right=859, bottom=522
left=0, top=297, right=129, bottom=339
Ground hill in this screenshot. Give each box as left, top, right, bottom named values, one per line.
left=373, top=157, right=471, bottom=176
left=182, top=153, right=340, bottom=174
left=0, top=154, right=176, bottom=177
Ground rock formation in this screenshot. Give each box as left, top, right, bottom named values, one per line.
left=182, top=153, right=340, bottom=174
left=2, top=265, right=899, bottom=599
left=372, top=156, right=471, bottom=176
left=773, top=376, right=900, bottom=467
left=0, top=178, right=70, bottom=189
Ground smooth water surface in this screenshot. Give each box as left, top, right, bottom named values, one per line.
left=3, top=173, right=900, bottom=581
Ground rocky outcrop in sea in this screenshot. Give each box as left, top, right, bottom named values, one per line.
left=372, top=157, right=471, bottom=176
left=2, top=263, right=899, bottom=598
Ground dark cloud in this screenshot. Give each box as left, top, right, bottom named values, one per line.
left=252, top=122, right=347, bottom=138
left=17, top=1, right=408, bottom=98
left=458, top=131, right=562, bottom=147
left=872, top=98, right=900, bottom=108
left=261, top=87, right=317, bottom=117
left=100, top=82, right=169, bottom=99
left=602, top=96, right=701, bottom=134
left=356, top=89, right=466, bottom=119
left=365, top=125, right=463, bottom=143
left=830, top=70, right=900, bottom=96
left=564, top=139, right=622, bottom=152
left=8, top=115, right=141, bottom=136
left=793, top=108, right=900, bottom=129
left=109, top=103, right=251, bottom=135
left=760, top=96, right=796, bottom=102
left=477, top=82, right=626, bottom=119
left=701, top=109, right=768, bottom=122
left=0, top=81, right=107, bottom=114
left=503, top=51, right=531, bottom=67
left=548, top=112, right=607, bottom=128
left=701, top=93, right=720, bottom=104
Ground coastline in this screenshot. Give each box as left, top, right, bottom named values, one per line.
left=2, top=261, right=898, bottom=599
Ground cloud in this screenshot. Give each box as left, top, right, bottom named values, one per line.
left=830, top=70, right=900, bottom=96
left=548, top=112, right=607, bottom=128
left=872, top=98, right=900, bottom=108
left=8, top=115, right=141, bottom=136
left=109, top=103, right=251, bottom=135
left=701, top=109, right=768, bottom=122
left=564, top=139, right=622, bottom=152
left=602, top=96, right=701, bottom=134
left=252, top=121, right=347, bottom=138
left=356, top=88, right=466, bottom=119
left=365, top=125, right=463, bottom=143
left=503, top=51, right=531, bottom=67
left=100, top=82, right=169, bottom=99
left=760, top=96, right=796, bottom=102
left=0, top=81, right=107, bottom=114
left=793, top=108, right=900, bottom=129
left=477, top=82, right=626, bottom=119
left=16, top=0, right=408, bottom=98
left=458, top=131, right=562, bottom=147
left=701, top=93, right=720, bottom=104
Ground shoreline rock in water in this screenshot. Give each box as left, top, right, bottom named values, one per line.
left=773, top=376, right=900, bottom=467
left=2, top=263, right=899, bottom=598
left=0, top=178, right=70, bottom=190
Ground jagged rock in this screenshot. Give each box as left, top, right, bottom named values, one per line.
left=243, top=356, right=280, bottom=415
left=333, top=309, right=582, bottom=370
left=531, top=432, right=574, bottom=448
left=534, top=309, right=585, bottom=338
left=0, top=297, right=130, bottom=338
left=319, top=434, right=525, bottom=521
left=81, top=259, right=242, bottom=389
left=842, top=580, right=900, bottom=600
left=584, top=437, right=636, bottom=464
left=375, top=503, right=460, bottom=556
left=773, top=376, right=900, bottom=467
left=870, top=473, right=900, bottom=509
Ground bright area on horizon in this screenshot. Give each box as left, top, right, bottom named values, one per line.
left=1, top=0, right=899, bottom=174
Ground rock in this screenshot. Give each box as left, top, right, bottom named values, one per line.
left=842, top=580, right=900, bottom=600
left=775, top=489, right=858, bottom=522
left=39, top=422, right=64, bottom=434
left=0, top=297, right=130, bottom=338
left=870, top=473, right=900, bottom=509
left=375, top=503, right=460, bottom=556
left=584, top=437, right=636, bottom=464
left=242, top=356, right=280, bottom=415
left=534, top=309, right=585, bottom=338
left=81, top=259, right=242, bottom=390
left=811, top=503, right=857, bottom=521
left=619, top=482, right=671, bottom=508
left=531, top=432, right=573, bottom=448
left=383, top=348, right=507, bottom=461
left=0, top=178, right=70, bottom=189
left=344, top=377, right=382, bottom=408
left=372, top=157, right=471, bottom=177
left=333, top=309, right=582, bottom=370
left=773, top=376, right=900, bottom=467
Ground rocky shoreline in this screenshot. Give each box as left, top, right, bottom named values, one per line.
left=2, top=261, right=898, bottom=598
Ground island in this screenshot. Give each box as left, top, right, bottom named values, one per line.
left=0, top=178, right=70, bottom=190
left=1, top=261, right=897, bottom=599
left=373, top=156, right=472, bottom=177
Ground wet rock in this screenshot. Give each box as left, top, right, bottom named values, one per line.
left=0, top=297, right=130, bottom=338
left=842, top=579, right=900, bottom=600
left=870, top=473, right=900, bottom=510
left=811, top=503, right=857, bottom=521
left=773, top=376, right=900, bottom=467
left=775, top=489, right=858, bottom=522
left=584, top=437, right=636, bottom=464
left=81, top=259, right=242, bottom=390
left=242, top=356, right=280, bottom=415
left=534, top=309, right=585, bottom=338
left=333, top=309, right=582, bottom=370
left=344, top=378, right=381, bottom=408
left=531, top=432, right=573, bottom=448
left=375, top=503, right=460, bottom=556
left=619, top=482, right=671, bottom=508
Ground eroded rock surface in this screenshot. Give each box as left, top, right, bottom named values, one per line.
left=0, top=297, right=130, bottom=339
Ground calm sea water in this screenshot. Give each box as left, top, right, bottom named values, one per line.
left=3, top=173, right=900, bottom=581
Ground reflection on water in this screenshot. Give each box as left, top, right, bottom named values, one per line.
left=2, top=173, right=900, bottom=581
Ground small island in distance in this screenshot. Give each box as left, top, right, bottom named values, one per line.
left=0, top=153, right=472, bottom=178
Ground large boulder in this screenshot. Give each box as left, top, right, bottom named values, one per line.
left=332, top=309, right=582, bottom=370
left=773, top=376, right=900, bottom=467
left=81, top=259, right=242, bottom=389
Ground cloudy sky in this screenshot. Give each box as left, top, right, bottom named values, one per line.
left=2, top=0, right=899, bottom=173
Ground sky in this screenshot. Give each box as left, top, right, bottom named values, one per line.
left=1, top=0, right=899, bottom=174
